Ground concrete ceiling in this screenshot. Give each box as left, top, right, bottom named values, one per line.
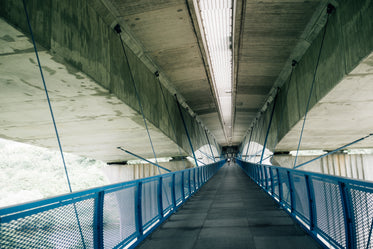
left=233, top=0, right=322, bottom=144
left=0, top=18, right=185, bottom=162
left=99, top=0, right=330, bottom=146
left=276, top=52, right=373, bottom=151
left=3, top=0, right=369, bottom=162
left=103, top=0, right=225, bottom=143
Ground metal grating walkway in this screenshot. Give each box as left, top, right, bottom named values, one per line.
left=136, top=163, right=322, bottom=249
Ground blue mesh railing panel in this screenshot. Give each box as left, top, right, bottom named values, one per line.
left=190, top=169, right=196, bottom=194
left=236, top=159, right=373, bottom=249
left=349, top=184, right=373, bottom=248
left=291, top=172, right=310, bottom=222
left=265, top=166, right=272, bottom=194
left=312, top=178, right=346, bottom=247
left=184, top=171, right=190, bottom=198
left=0, top=197, right=95, bottom=248
left=271, top=168, right=279, bottom=198
left=174, top=172, right=183, bottom=204
left=161, top=175, right=173, bottom=213
left=194, top=169, right=200, bottom=190
left=141, top=179, right=159, bottom=230
left=278, top=168, right=291, bottom=208
left=103, top=186, right=136, bottom=248
left=0, top=160, right=226, bottom=249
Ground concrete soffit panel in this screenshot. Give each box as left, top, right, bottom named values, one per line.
left=238, top=0, right=340, bottom=148
left=0, top=0, right=222, bottom=162
left=97, top=0, right=220, bottom=143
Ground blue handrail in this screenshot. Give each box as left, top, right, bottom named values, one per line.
left=237, top=159, right=373, bottom=249
left=0, top=160, right=225, bottom=249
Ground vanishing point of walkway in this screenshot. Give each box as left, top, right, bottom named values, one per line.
left=137, top=163, right=322, bottom=249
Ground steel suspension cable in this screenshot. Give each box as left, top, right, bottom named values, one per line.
left=22, top=1, right=86, bottom=247
left=114, top=25, right=160, bottom=173
left=205, top=129, right=215, bottom=162
left=244, top=128, right=254, bottom=161
left=254, top=116, right=266, bottom=163
left=260, top=89, right=279, bottom=164
left=272, top=61, right=297, bottom=154
left=175, top=95, right=199, bottom=167
left=293, top=5, right=335, bottom=168
left=294, top=134, right=373, bottom=169
left=156, top=74, right=187, bottom=169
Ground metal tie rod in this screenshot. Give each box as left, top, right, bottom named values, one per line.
left=117, top=147, right=171, bottom=172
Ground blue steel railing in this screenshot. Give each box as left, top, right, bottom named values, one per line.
left=237, top=159, right=373, bottom=249
left=0, top=160, right=225, bottom=249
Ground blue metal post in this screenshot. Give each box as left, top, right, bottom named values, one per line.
left=181, top=172, right=185, bottom=200
left=199, top=167, right=203, bottom=186
left=287, top=171, right=295, bottom=212
left=277, top=168, right=282, bottom=201
left=305, top=175, right=316, bottom=230
left=191, top=168, right=195, bottom=191
left=188, top=170, right=192, bottom=195
left=175, top=95, right=199, bottom=167
left=269, top=168, right=274, bottom=195
left=171, top=174, right=176, bottom=210
left=339, top=182, right=356, bottom=249
left=135, top=182, right=143, bottom=237
left=158, top=177, right=163, bottom=219
left=260, top=90, right=278, bottom=165
left=93, top=191, right=104, bottom=249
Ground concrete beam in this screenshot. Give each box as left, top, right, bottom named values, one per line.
left=241, top=0, right=373, bottom=152
left=0, top=0, right=220, bottom=159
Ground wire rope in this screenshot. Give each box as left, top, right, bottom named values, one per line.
left=115, top=25, right=160, bottom=173
left=293, top=6, right=334, bottom=168
left=22, top=1, right=86, bottom=247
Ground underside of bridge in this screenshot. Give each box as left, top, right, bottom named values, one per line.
left=0, top=0, right=372, bottom=164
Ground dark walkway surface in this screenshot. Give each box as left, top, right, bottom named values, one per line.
left=137, top=164, right=322, bottom=249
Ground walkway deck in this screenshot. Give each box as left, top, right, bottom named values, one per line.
left=136, top=163, right=322, bottom=249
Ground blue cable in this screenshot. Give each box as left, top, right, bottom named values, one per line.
left=244, top=128, right=254, bottom=161
left=156, top=77, right=187, bottom=169
left=293, top=11, right=331, bottom=168
left=204, top=129, right=215, bottom=162
left=294, top=134, right=373, bottom=169
left=22, top=1, right=86, bottom=247
left=260, top=90, right=279, bottom=164
left=273, top=62, right=296, bottom=153
left=116, top=30, right=160, bottom=173
left=175, top=95, right=199, bottom=167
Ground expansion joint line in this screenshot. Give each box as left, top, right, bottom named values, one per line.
left=293, top=4, right=335, bottom=168
left=114, top=24, right=160, bottom=173
left=22, top=1, right=86, bottom=248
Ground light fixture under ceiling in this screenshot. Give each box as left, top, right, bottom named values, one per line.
left=195, top=0, right=233, bottom=142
